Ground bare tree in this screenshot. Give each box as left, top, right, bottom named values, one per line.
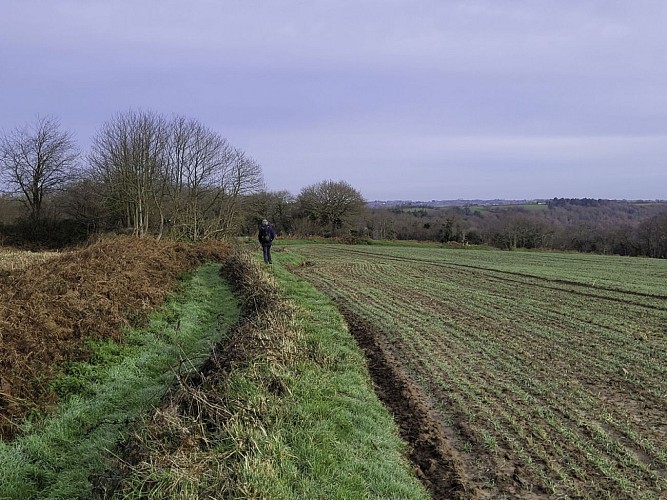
left=297, top=180, right=366, bottom=236
left=490, top=214, right=551, bottom=250
left=166, top=116, right=233, bottom=240
left=365, top=209, right=397, bottom=240
left=89, top=110, right=169, bottom=237
left=211, top=148, right=264, bottom=237
left=242, top=190, right=296, bottom=234
left=58, top=178, right=104, bottom=233
left=0, top=116, right=79, bottom=221
left=88, top=111, right=264, bottom=240
left=638, top=213, right=667, bottom=259
left=165, top=117, right=264, bottom=240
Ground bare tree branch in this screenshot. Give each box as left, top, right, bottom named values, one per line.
left=0, top=116, right=79, bottom=221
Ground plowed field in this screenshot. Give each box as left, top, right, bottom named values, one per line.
left=289, top=244, right=667, bottom=499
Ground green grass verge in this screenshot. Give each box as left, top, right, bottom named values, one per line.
left=0, top=262, right=238, bottom=500
left=265, top=252, right=428, bottom=498
left=113, top=251, right=427, bottom=498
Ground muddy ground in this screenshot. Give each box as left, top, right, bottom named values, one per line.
left=340, top=306, right=479, bottom=500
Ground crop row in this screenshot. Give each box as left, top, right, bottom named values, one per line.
left=331, top=245, right=667, bottom=298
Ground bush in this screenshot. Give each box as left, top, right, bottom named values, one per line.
left=0, top=219, right=90, bottom=249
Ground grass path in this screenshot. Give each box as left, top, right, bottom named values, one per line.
left=0, top=263, right=237, bottom=500
left=1, top=252, right=430, bottom=499
left=264, top=253, right=429, bottom=499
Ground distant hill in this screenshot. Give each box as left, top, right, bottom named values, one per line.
left=366, top=198, right=665, bottom=209
left=363, top=198, right=667, bottom=258
left=367, top=199, right=542, bottom=208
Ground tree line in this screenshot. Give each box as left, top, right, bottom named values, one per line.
left=1, top=113, right=664, bottom=258
left=0, top=112, right=365, bottom=247
left=362, top=200, right=667, bottom=259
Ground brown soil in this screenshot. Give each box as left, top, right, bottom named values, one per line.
left=339, top=305, right=479, bottom=500
left=0, top=236, right=230, bottom=440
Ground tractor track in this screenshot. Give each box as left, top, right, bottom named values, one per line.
left=338, top=304, right=478, bottom=500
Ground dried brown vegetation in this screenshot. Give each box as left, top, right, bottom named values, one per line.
left=94, top=250, right=301, bottom=498
left=0, top=248, right=61, bottom=271
left=0, top=236, right=231, bottom=440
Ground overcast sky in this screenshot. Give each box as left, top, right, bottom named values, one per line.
left=1, top=1, right=666, bottom=201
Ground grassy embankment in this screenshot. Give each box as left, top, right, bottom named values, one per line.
left=106, top=249, right=427, bottom=498
left=0, top=263, right=238, bottom=499
left=268, top=253, right=428, bottom=498
left=1, top=242, right=428, bottom=498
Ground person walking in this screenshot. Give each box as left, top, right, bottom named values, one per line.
left=258, top=219, right=277, bottom=264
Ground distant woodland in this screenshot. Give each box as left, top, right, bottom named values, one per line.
left=1, top=114, right=665, bottom=258
left=363, top=199, right=667, bottom=259
left=2, top=186, right=666, bottom=258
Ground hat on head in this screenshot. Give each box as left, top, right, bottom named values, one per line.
left=262, top=219, right=269, bottom=226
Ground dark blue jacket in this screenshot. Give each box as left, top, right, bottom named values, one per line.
left=258, top=225, right=276, bottom=245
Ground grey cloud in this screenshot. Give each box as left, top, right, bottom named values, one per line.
left=1, top=1, right=666, bottom=200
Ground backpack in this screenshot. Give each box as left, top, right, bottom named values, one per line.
left=261, top=226, right=272, bottom=243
